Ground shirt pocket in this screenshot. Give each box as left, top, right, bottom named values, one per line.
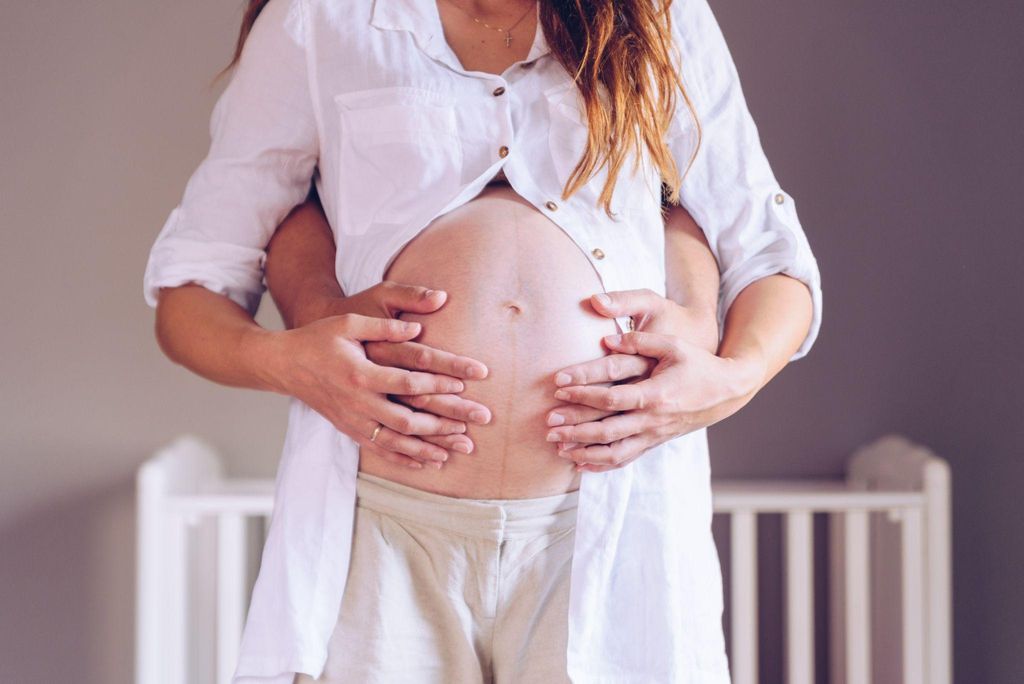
left=544, top=82, right=656, bottom=219
left=334, top=87, right=464, bottom=234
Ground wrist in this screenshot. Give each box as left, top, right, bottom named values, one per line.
left=239, top=325, right=293, bottom=394
left=293, top=293, right=349, bottom=328
left=719, top=343, right=770, bottom=402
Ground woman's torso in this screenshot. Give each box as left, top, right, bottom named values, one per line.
left=358, top=179, right=618, bottom=498
left=357, top=4, right=618, bottom=499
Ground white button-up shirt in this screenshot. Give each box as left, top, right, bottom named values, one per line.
left=143, top=0, right=823, bottom=681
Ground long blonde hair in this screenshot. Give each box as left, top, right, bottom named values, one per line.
left=219, top=0, right=700, bottom=216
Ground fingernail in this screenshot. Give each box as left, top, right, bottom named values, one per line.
left=547, top=412, right=565, bottom=426
left=546, top=431, right=561, bottom=442
left=604, top=334, right=622, bottom=344
left=453, top=442, right=472, bottom=454
left=554, top=372, right=572, bottom=386
left=449, top=381, right=465, bottom=392
left=448, top=423, right=466, bottom=434
left=433, top=461, right=444, bottom=469
left=466, top=365, right=486, bottom=379
left=594, top=293, right=611, bottom=307
left=469, top=410, right=489, bottom=424
left=408, top=461, right=423, bottom=469
left=557, top=449, right=573, bottom=459
left=554, top=389, right=570, bottom=401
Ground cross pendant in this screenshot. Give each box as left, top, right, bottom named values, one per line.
left=504, top=31, right=512, bottom=48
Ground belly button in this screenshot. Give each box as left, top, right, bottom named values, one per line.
left=503, top=301, right=523, bottom=315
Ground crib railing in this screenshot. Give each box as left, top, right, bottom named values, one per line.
left=136, top=433, right=951, bottom=684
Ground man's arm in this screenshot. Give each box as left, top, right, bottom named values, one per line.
left=264, top=189, right=345, bottom=329
left=662, top=200, right=721, bottom=353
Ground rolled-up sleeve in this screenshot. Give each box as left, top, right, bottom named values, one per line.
left=143, top=0, right=318, bottom=316
left=666, top=0, right=823, bottom=361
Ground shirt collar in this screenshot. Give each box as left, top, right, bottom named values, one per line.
left=370, top=0, right=551, bottom=69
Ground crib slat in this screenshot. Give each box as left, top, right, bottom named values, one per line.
left=218, top=514, right=249, bottom=684
left=844, top=511, right=871, bottom=684
left=828, top=513, right=846, bottom=684
left=167, top=513, right=189, bottom=684
left=730, top=511, right=759, bottom=684
left=784, top=511, right=814, bottom=684
left=901, top=508, right=926, bottom=684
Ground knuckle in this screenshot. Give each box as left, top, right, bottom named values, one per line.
left=653, top=387, right=673, bottom=411
left=411, top=345, right=432, bottom=370
left=393, top=415, right=414, bottom=434
left=336, top=313, right=355, bottom=330
left=400, top=373, right=421, bottom=395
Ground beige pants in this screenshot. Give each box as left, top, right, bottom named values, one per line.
left=295, top=471, right=579, bottom=684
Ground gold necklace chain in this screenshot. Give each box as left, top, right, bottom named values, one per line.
left=439, top=0, right=537, bottom=48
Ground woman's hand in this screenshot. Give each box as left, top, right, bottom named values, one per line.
left=543, top=289, right=765, bottom=472
left=264, top=312, right=480, bottom=470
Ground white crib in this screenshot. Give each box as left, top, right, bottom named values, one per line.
left=136, top=433, right=951, bottom=684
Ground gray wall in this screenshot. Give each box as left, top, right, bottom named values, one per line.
left=1, top=0, right=1020, bottom=682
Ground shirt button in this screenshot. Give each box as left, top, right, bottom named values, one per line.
left=498, top=145, right=509, bottom=158
left=545, top=200, right=558, bottom=211
left=591, top=247, right=605, bottom=260
left=774, top=192, right=786, bottom=204
left=492, top=86, right=506, bottom=96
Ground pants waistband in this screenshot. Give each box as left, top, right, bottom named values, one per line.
left=355, top=471, right=580, bottom=541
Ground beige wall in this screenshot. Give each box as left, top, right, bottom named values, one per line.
left=1, top=2, right=286, bottom=680
left=2, top=0, right=1021, bottom=683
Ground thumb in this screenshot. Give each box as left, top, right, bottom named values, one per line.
left=380, top=282, right=447, bottom=315
left=590, top=289, right=664, bottom=318
left=346, top=314, right=421, bottom=342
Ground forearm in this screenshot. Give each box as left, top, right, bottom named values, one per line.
left=154, top=284, right=283, bottom=393
left=663, top=203, right=720, bottom=315
left=662, top=203, right=721, bottom=352
left=264, top=193, right=344, bottom=329
left=716, top=274, right=814, bottom=399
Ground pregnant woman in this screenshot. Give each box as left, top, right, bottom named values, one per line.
left=144, top=0, right=822, bottom=682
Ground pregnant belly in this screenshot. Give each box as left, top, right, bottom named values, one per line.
left=357, top=182, right=619, bottom=499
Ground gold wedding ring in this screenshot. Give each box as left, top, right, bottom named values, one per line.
left=370, top=423, right=383, bottom=442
